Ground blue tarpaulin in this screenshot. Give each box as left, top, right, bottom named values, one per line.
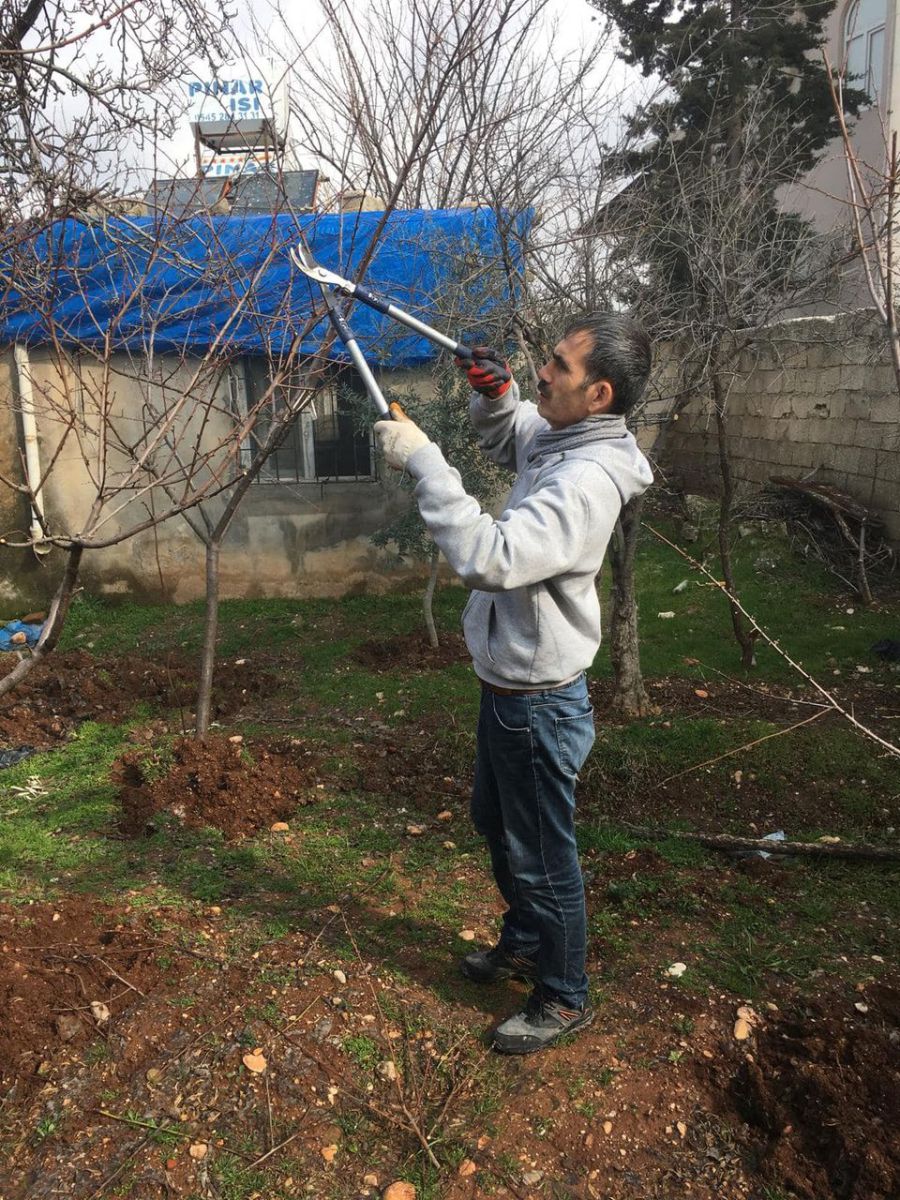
left=0, top=208, right=526, bottom=368
left=0, top=619, right=44, bottom=650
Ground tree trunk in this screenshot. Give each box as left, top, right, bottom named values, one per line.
left=712, top=375, right=757, bottom=668
left=607, top=494, right=651, bottom=716
left=195, top=539, right=220, bottom=738
left=423, top=545, right=440, bottom=650
left=0, top=543, right=84, bottom=697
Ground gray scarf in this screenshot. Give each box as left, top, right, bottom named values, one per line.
left=528, top=413, right=628, bottom=463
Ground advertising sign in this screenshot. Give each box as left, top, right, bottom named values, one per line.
left=186, top=59, right=289, bottom=150
left=201, top=153, right=267, bottom=178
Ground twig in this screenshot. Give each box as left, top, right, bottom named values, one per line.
left=339, top=911, right=441, bottom=1171
left=246, top=1124, right=306, bottom=1169
left=151, top=938, right=228, bottom=964
left=264, top=1073, right=275, bottom=1153
left=93, top=1109, right=188, bottom=1138
left=83, top=1136, right=151, bottom=1200
left=644, top=523, right=900, bottom=759
left=653, top=709, right=828, bottom=789
left=92, top=1110, right=256, bottom=1161
left=693, top=663, right=832, bottom=710
left=87, top=954, right=147, bottom=997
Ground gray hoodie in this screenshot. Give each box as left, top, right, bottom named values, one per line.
left=406, top=382, right=653, bottom=689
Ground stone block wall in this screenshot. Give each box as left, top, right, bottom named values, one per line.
left=658, top=314, right=900, bottom=543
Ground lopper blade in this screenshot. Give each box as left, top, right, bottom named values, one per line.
left=289, top=242, right=352, bottom=290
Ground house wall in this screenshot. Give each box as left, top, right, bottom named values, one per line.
left=659, top=313, right=900, bottom=542
left=778, top=0, right=898, bottom=311
left=0, top=347, right=436, bottom=607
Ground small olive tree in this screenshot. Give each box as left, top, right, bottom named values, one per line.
left=368, top=364, right=513, bottom=648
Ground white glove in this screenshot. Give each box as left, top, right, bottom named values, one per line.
left=373, top=409, right=430, bottom=470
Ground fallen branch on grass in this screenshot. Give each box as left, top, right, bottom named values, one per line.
left=624, top=825, right=900, bottom=862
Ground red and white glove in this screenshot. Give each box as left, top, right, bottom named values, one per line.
left=455, top=345, right=512, bottom=399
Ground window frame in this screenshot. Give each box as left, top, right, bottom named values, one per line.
left=228, top=355, right=375, bottom=484
left=844, top=0, right=887, bottom=102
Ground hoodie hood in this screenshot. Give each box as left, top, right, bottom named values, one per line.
left=525, top=417, right=654, bottom=507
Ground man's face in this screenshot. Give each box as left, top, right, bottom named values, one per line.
left=536, top=329, right=614, bottom=429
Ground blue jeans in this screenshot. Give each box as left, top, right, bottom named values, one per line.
left=470, top=674, right=595, bottom=1009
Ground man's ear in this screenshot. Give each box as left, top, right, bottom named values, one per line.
left=586, top=379, right=615, bottom=414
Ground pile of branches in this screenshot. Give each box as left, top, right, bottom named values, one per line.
left=764, top=475, right=896, bottom=601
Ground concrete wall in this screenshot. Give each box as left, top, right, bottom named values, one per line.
left=0, top=346, right=435, bottom=607
left=659, top=313, right=900, bottom=542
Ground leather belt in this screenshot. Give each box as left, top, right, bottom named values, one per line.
left=479, top=678, right=557, bottom=697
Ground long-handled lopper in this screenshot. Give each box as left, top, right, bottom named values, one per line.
left=291, top=240, right=400, bottom=420
left=290, top=240, right=510, bottom=420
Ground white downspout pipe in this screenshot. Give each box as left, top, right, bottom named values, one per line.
left=13, top=343, right=51, bottom=555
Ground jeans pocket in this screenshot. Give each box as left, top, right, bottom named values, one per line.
left=555, top=709, right=596, bottom=777
left=491, top=693, right=530, bottom=732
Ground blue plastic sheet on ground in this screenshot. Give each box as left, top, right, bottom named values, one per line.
left=0, top=208, right=530, bottom=367
left=0, top=620, right=44, bottom=650
left=0, top=746, right=36, bottom=769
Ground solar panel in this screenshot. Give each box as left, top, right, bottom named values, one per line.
left=144, top=178, right=227, bottom=217
left=228, top=170, right=318, bottom=213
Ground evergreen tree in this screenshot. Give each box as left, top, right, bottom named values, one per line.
left=594, top=0, right=866, bottom=330
left=590, top=0, right=866, bottom=668
left=602, top=0, right=857, bottom=164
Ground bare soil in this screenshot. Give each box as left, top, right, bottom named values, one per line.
left=1, top=637, right=898, bottom=1197
left=0, top=897, right=171, bottom=1084
left=115, top=734, right=321, bottom=839
left=352, top=630, right=470, bottom=671
left=726, top=983, right=900, bottom=1200
left=0, top=650, right=277, bottom=748
left=2, top=889, right=897, bottom=1200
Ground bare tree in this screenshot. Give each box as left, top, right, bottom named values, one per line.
left=260, top=0, right=652, bottom=691
left=0, top=0, right=230, bottom=223
left=0, top=210, right=320, bottom=698
left=588, top=81, right=848, bottom=670
left=269, top=0, right=616, bottom=212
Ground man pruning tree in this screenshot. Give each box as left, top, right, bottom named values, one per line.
left=374, top=313, right=653, bottom=1054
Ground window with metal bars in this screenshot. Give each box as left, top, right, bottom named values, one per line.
left=228, top=356, right=375, bottom=482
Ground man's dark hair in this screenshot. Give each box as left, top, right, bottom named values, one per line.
left=563, top=312, right=652, bottom=415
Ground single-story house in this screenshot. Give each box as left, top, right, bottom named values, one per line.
left=0, top=206, right=523, bottom=605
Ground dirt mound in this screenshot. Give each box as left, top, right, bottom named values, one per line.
left=352, top=630, right=469, bottom=671
left=115, top=734, right=320, bottom=839
left=0, top=898, right=169, bottom=1085
left=353, top=718, right=470, bottom=807
left=0, top=650, right=276, bottom=746
left=732, top=982, right=900, bottom=1199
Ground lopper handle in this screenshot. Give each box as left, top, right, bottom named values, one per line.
left=345, top=283, right=511, bottom=382
left=453, top=344, right=511, bottom=384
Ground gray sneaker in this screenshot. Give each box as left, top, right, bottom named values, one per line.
left=459, top=944, right=539, bottom=985
left=492, top=991, right=594, bottom=1054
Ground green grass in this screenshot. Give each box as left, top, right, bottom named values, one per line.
left=694, top=860, right=900, bottom=998
left=0, top=721, right=136, bottom=895
left=342, top=1033, right=379, bottom=1072
left=604, top=519, right=894, bottom=683
left=60, top=519, right=896, bottom=688
left=1, top=520, right=896, bottom=1017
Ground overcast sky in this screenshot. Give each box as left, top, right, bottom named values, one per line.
left=144, top=0, right=644, bottom=185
